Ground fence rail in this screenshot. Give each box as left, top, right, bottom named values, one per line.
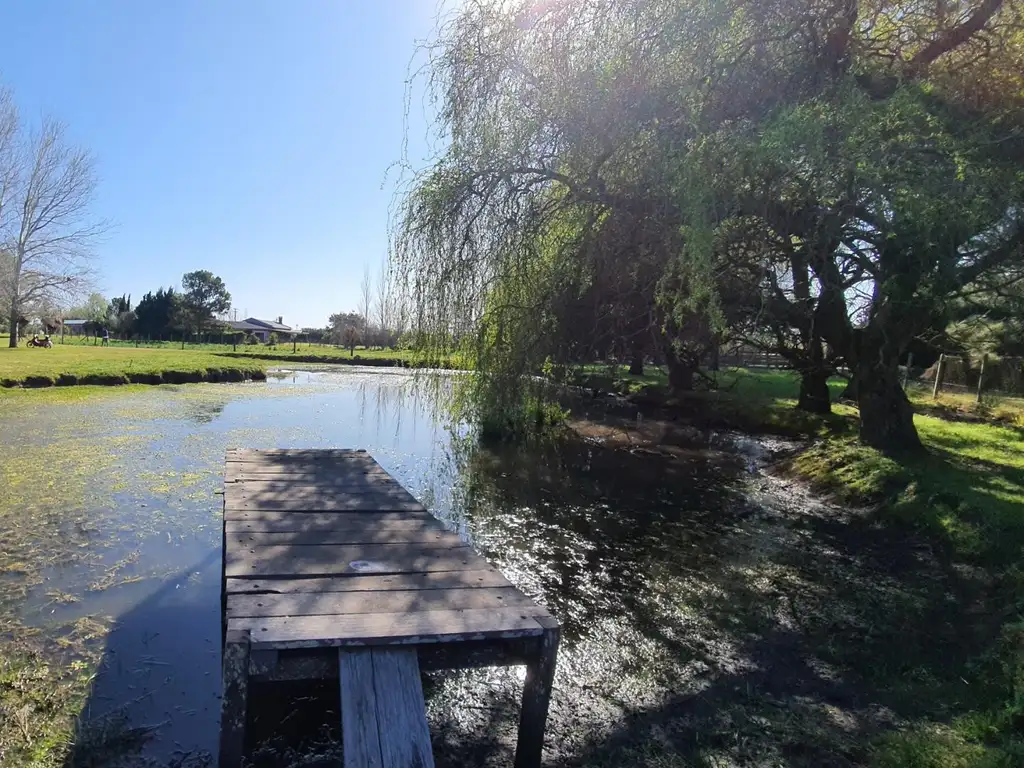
left=718, top=345, right=787, bottom=369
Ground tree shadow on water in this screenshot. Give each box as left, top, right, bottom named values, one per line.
left=425, top=434, right=1006, bottom=767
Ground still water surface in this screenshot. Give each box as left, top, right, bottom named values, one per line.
left=3, top=368, right=776, bottom=766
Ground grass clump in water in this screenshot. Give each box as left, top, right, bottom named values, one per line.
left=0, top=618, right=112, bottom=768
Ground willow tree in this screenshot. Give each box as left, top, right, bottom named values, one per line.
left=394, top=0, right=1024, bottom=449
left=392, top=0, right=819, bottom=421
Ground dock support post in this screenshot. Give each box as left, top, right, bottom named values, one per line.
left=514, top=616, right=560, bottom=768
left=219, top=629, right=251, bottom=768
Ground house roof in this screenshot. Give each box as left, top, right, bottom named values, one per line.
left=244, top=317, right=292, bottom=332
left=62, top=319, right=87, bottom=326
left=224, top=320, right=264, bottom=332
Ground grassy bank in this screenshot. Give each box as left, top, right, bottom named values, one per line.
left=570, top=364, right=850, bottom=437
left=0, top=344, right=266, bottom=387
left=218, top=346, right=466, bottom=369
left=0, top=336, right=465, bottom=387
left=780, top=400, right=1024, bottom=765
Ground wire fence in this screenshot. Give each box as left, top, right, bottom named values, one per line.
left=923, top=353, right=1024, bottom=400
left=53, top=332, right=319, bottom=351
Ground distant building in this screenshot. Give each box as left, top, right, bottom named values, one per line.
left=225, top=316, right=293, bottom=343
left=61, top=319, right=88, bottom=336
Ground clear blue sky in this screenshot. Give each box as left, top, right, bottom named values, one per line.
left=0, top=1, right=442, bottom=328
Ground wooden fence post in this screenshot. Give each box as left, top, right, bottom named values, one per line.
left=932, top=353, right=945, bottom=399
left=976, top=354, right=988, bottom=404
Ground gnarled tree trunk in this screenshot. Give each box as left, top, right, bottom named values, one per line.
left=855, top=357, right=921, bottom=451
left=663, top=343, right=695, bottom=392
left=795, top=337, right=832, bottom=414
left=797, top=369, right=831, bottom=414
left=628, top=352, right=644, bottom=376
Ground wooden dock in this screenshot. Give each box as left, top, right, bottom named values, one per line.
left=219, top=448, right=560, bottom=767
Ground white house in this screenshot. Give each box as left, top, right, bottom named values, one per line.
left=225, top=317, right=294, bottom=343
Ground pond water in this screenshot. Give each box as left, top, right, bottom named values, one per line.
left=3, top=368, right=889, bottom=767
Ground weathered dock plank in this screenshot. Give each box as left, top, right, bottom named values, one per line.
left=224, top=513, right=439, bottom=534
left=228, top=606, right=549, bottom=649
left=225, top=542, right=485, bottom=576
left=224, top=569, right=514, bottom=595
left=227, top=528, right=464, bottom=547
left=339, top=650, right=385, bottom=768
left=369, top=649, right=435, bottom=768
left=227, top=586, right=536, bottom=618
left=223, top=508, right=436, bottom=524
left=224, top=496, right=426, bottom=513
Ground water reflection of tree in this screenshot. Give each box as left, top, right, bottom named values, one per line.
left=354, top=372, right=458, bottom=447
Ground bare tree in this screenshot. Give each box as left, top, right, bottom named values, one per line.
left=2, top=100, right=106, bottom=346
left=358, top=264, right=373, bottom=348
left=0, top=89, right=19, bottom=330
left=375, top=257, right=393, bottom=347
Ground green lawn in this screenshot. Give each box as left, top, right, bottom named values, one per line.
left=0, top=332, right=472, bottom=387
left=216, top=345, right=464, bottom=367
left=0, top=343, right=265, bottom=386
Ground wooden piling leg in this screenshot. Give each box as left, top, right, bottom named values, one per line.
left=219, top=629, right=251, bottom=768
left=514, top=617, right=560, bottom=768
left=933, top=353, right=946, bottom=399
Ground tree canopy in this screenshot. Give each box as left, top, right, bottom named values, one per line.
left=393, top=0, right=1024, bottom=450
left=180, top=270, right=231, bottom=336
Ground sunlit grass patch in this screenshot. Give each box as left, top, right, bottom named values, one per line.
left=789, top=407, right=1024, bottom=766
left=0, top=345, right=265, bottom=388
